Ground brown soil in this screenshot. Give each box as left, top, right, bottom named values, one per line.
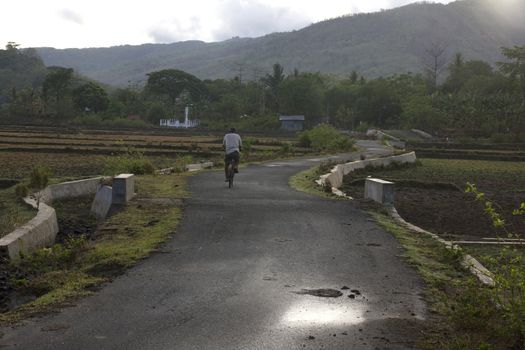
left=345, top=180, right=518, bottom=239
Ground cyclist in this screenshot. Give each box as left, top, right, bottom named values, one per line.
left=223, top=127, right=242, bottom=181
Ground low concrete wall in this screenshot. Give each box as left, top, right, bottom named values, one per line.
left=0, top=177, right=105, bottom=261
left=317, top=152, right=417, bottom=189
left=38, top=177, right=105, bottom=204
left=0, top=199, right=58, bottom=261
left=156, top=162, right=214, bottom=175
left=411, top=129, right=433, bottom=140
left=186, top=162, right=214, bottom=172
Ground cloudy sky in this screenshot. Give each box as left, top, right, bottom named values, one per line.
left=2, top=0, right=456, bottom=49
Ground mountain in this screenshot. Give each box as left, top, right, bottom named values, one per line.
left=35, top=0, right=525, bottom=86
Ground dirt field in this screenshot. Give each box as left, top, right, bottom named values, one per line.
left=342, top=159, right=525, bottom=240
left=0, top=127, right=304, bottom=157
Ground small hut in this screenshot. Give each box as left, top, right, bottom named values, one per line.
left=279, top=115, right=305, bottom=131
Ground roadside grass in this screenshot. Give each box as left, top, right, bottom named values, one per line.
left=372, top=212, right=518, bottom=350
left=463, top=244, right=525, bottom=270
left=0, top=186, right=36, bottom=238
left=289, top=163, right=342, bottom=199
left=0, top=173, right=187, bottom=325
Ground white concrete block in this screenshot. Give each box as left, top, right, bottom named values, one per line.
left=365, top=178, right=395, bottom=205
left=90, top=186, right=113, bottom=220
left=185, top=162, right=214, bottom=172
left=112, top=174, right=135, bottom=204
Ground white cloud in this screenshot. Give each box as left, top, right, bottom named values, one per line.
left=149, top=17, right=203, bottom=43
left=212, top=0, right=311, bottom=41
left=0, top=0, right=456, bottom=49
left=58, top=8, right=84, bottom=25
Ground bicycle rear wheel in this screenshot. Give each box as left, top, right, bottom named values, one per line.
left=228, top=163, right=234, bottom=188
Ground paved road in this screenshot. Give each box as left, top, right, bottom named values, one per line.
left=1, top=142, right=427, bottom=349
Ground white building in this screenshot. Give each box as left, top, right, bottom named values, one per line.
left=160, top=106, right=199, bottom=128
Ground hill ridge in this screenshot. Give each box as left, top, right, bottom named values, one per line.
left=35, top=0, right=525, bottom=86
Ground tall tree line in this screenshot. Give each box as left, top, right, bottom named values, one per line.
left=1, top=42, right=524, bottom=139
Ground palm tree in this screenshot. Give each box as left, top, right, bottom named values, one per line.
left=261, top=63, right=285, bottom=112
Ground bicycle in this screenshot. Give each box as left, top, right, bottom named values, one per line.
left=226, top=157, right=235, bottom=188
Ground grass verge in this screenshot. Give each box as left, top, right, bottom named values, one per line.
left=289, top=164, right=340, bottom=199
left=0, top=173, right=188, bottom=325
left=373, top=211, right=525, bottom=349
left=0, top=185, right=36, bottom=238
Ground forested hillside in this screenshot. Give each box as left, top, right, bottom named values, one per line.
left=35, top=0, right=525, bottom=86
left=0, top=43, right=47, bottom=104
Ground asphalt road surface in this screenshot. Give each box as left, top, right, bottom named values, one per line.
left=1, top=141, right=428, bottom=349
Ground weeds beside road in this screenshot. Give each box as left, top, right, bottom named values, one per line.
left=0, top=173, right=188, bottom=324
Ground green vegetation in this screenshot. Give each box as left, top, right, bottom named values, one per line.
left=0, top=185, right=35, bottom=238
left=289, top=162, right=343, bottom=199
left=0, top=173, right=187, bottom=324
left=2, top=36, right=525, bottom=139
left=297, top=124, right=354, bottom=151
left=103, top=147, right=155, bottom=176
left=374, top=212, right=525, bottom=349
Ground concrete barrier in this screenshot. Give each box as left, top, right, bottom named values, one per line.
left=186, top=162, right=214, bottom=172
left=91, top=186, right=113, bottom=220
left=0, top=199, right=58, bottom=261
left=37, top=177, right=105, bottom=204
left=365, top=178, right=395, bottom=205
left=0, top=176, right=106, bottom=261
left=317, top=152, right=417, bottom=189
left=156, top=162, right=214, bottom=175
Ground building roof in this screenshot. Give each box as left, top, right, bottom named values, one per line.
left=279, top=115, right=305, bottom=121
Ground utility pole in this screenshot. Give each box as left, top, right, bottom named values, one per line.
left=234, top=63, right=245, bottom=85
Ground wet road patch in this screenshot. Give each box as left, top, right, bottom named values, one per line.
left=293, top=289, right=343, bottom=298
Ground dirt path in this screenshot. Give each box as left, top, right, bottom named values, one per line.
left=1, top=142, right=428, bottom=349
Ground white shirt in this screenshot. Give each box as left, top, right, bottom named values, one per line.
left=223, top=133, right=242, bottom=154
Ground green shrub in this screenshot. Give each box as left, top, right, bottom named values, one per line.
left=14, top=183, right=29, bottom=198
left=243, top=137, right=255, bottom=153
left=297, top=124, right=354, bottom=151
left=460, top=183, right=525, bottom=347
left=20, top=235, right=87, bottom=273
left=172, top=155, right=193, bottom=173
left=29, top=165, right=51, bottom=190
left=280, top=142, right=294, bottom=154
left=104, top=148, right=155, bottom=175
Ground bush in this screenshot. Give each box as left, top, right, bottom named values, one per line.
left=460, top=184, right=525, bottom=347
left=243, top=137, right=255, bottom=153
left=280, top=142, right=294, bottom=154
left=172, top=155, right=193, bottom=173
left=104, top=148, right=155, bottom=175
left=297, top=124, right=354, bottom=151
left=14, top=183, right=29, bottom=198
left=20, top=235, right=87, bottom=273
left=29, top=165, right=51, bottom=190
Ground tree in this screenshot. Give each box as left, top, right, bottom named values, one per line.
left=279, top=73, right=325, bottom=122
left=42, top=66, right=74, bottom=116
left=354, top=78, right=402, bottom=128
left=424, top=42, right=447, bottom=92
left=261, top=63, right=285, bottom=112
left=499, top=45, right=525, bottom=97
left=72, top=82, right=109, bottom=113
left=145, top=69, right=206, bottom=116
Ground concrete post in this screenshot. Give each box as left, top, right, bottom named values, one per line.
left=112, top=174, right=135, bottom=204
left=365, top=178, right=395, bottom=206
